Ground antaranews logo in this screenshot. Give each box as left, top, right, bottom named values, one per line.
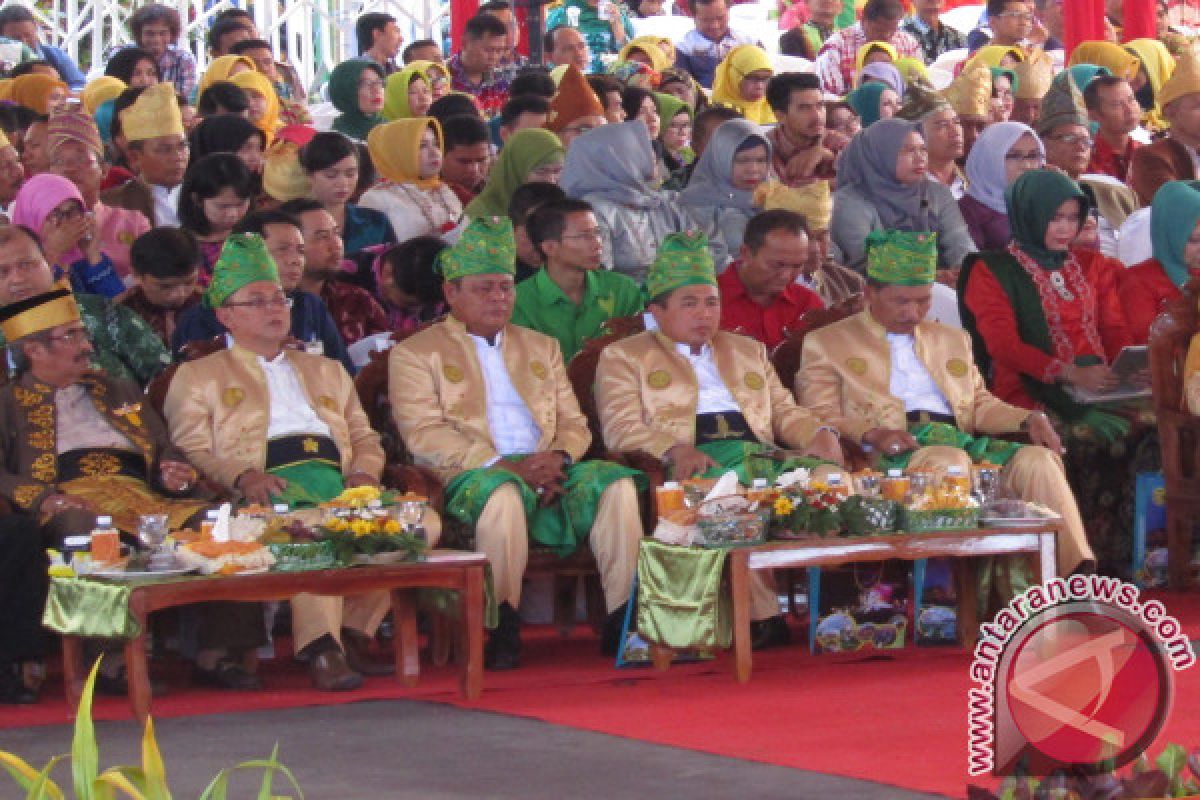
left=967, top=575, right=1196, bottom=776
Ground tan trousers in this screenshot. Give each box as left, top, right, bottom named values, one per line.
left=292, top=508, right=443, bottom=652
left=476, top=477, right=642, bottom=612
left=907, top=445, right=1093, bottom=575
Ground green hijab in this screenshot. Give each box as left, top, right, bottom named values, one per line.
left=330, top=60, right=386, bottom=140
left=1004, top=169, right=1090, bottom=270
left=654, top=91, right=691, bottom=128
left=1151, top=180, right=1200, bottom=287
left=846, top=82, right=889, bottom=128
left=989, top=66, right=1019, bottom=94
left=464, top=128, right=565, bottom=219
left=383, top=62, right=428, bottom=121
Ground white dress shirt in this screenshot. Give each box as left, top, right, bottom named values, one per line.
left=259, top=352, right=333, bottom=439
left=886, top=332, right=953, bottom=415
left=151, top=184, right=182, bottom=227
left=471, top=331, right=541, bottom=457
left=55, top=384, right=136, bottom=454
left=675, top=342, right=741, bottom=414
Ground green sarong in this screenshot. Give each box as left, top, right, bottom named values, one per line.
left=877, top=422, right=1023, bottom=472
left=698, top=440, right=825, bottom=486
left=267, top=461, right=345, bottom=507
left=445, top=459, right=643, bottom=557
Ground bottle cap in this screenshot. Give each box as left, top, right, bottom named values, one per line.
left=662, top=481, right=680, bottom=489
left=752, top=478, right=768, bottom=488
left=827, top=472, right=842, bottom=484
left=206, top=509, right=219, bottom=519
left=63, top=535, right=91, bottom=549
left=273, top=503, right=289, bottom=513
left=947, top=465, right=964, bottom=475
left=95, top=515, right=113, bottom=526
left=887, top=469, right=903, bottom=477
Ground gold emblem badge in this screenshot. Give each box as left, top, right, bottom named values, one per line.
left=846, top=357, right=867, bottom=375
left=13, top=484, right=42, bottom=510
left=946, top=358, right=968, bottom=378
left=443, top=364, right=464, bottom=383
left=302, top=437, right=319, bottom=454
left=647, top=370, right=671, bottom=389
left=530, top=360, right=547, bottom=379
left=744, top=372, right=764, bottom=390
left=222, top=387, right=244, bottom=407
left=113, top=402, right=143, bottom=427
left=79, top=452, right=122, bottom=476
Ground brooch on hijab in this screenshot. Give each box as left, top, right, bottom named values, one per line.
left=1048, top=272, right=1075, bottom=302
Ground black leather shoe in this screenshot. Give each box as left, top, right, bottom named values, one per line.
left=601, top=603, right=629, bottom=656
left=485, top=602, right=522, bottom=671
left=751, top=615, right=792, bottom=651
left=341, top=629, right=395, bottom=676
left=192, top=659, right=262, bottom=691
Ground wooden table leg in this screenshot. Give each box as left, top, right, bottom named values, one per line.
left=650, top=644, right=674, bottom=671
left=460, top=565, right=484, bottom=700
left=391, top=589, right=420, bottom=688
left=1038, top=531, right=1057, bottom=585
left=730, top=550, right=752, bottom=684
left=61, top=635, right=83, bottom=711
left=125, top=628, right=152, bottom=724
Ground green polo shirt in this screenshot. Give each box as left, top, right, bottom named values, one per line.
left=512, top=268, right=644, bottom=362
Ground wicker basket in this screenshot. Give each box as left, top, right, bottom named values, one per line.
left=899, top=507, right=980, bottom=532
left=695, top=496, right=769, bottom=548
left=266, top=541, right=337, bottom=572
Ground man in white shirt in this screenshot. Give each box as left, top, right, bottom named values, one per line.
left=164, top=234, right=434, bottom=691
left=674, top=0, right=759, bottom=89
left=389, top=217, right=644, bottom=670
left=100, top=82, right=188, bottom=227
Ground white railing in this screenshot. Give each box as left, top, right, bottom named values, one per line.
left=25, top=0, right=449, bottom=94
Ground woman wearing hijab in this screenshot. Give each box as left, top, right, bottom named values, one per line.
left=465, top=127, right=565, bottom=220
left=230, top=69, right=281, bottom=142
left=959, top=121, right=1045, bottom=251
left=11, top=174, right=125, bottom=297
left=383, top=62, right=435, bottom=121
left=1123, top=38, right=1176, bottom=132
left=854, top=42, right=898, bottom=87
left=989, top=66, right=1017, bottom=122
left=964, top=44, right=1025, bottom=71
left=196, top=54, right=255, bottom=99
left=655, top=91, right=693, bottom=190
left=189, top=113, right=267, bottom=174
left=1069, top=41, right=1140, bottom=83
left=560, top=120, right=693, bottom=284
left=679, top=118, right=770, bottom=261
left=329, top=60, right=387, bottom=141
left=711, top=45, right=776, bottom=125
left=830, top=117, right=975, bottom=273
left=9, top=74, right=69, bottom=115
left=618, top=36, right=673, bottom=73
left=846, top=82, right=901, bottom=128
left=858, top=62, right=905, bottom=96
left=1120, top=180, right=1200, bottom=343
left=959, top=168, right=1146, bottom=573
left=359, top=117, right=462, bottom=244
left=81, top=76, right=127, bottom=115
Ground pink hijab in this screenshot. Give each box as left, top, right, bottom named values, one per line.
left=10, top=174, right=88, bottom=266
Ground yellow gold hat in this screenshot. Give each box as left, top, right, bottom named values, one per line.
left=753, top=180, right=833, bottom=231
left=119, top=82, right=184, bottom=142
left=943, top=64, right=993, bottom=119
left=1012, top=48, right=1054, bottom=100
left=0, top=279, right=80, bottom=341
left=262, top=140, right=311, bottom=202
left=1160, top=47, right=1200, bottom=110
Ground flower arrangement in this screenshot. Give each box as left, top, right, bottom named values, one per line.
left=323, top=485, right=386, bottom=510
left=319, top=501, right=429, bottom=566
left=771, top=479, right=847, bottom=538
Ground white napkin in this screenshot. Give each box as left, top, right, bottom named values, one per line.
left=210, top=502, right=233, bottom=542
left=704, top=471, right=740, bottom=503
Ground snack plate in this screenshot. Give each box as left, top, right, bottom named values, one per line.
left=88, top=566, right=196, bottom=580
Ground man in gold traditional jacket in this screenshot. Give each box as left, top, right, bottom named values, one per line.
left=389, top=217, right=644, bottom=670
left=594, top=232, right=845, bottom=648
left=797, top=230, right=1094, bottom=575
left=0, top=281, right=262, bottom=693
left=163, top=235, right=430, bottom=691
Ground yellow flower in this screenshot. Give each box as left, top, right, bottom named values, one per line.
left=382, top=519, right=401, bottom=535
left=351, top=519, right=374, bottom=537
left=774, top=496, right=794, bottom=516
left=325, top=518, right=349, bottom=533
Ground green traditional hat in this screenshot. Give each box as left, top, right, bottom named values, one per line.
left=437, top=216, right=516, bottom=281
left=865, top=230, right=937, bottom=286
left=1035, top=69, right=1089, bottom=136
left=646, top=231, right=716, bottom=300
left=203, top=233, right=281, bottom=309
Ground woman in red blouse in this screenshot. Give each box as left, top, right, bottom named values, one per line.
left=1119, top=180, right=1200, bottom=344
left=959, top=168, right=1155, bottom=574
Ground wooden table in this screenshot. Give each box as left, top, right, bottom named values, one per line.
left=703, top=522, right=1059, bottom=682
left=60, top=550, right=488, bottom=722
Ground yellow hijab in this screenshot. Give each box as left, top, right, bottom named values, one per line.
left=231, top=69, right=280, bottom=141
left=964, top=45, right=1026, bottom=74
left=711, top=44, right=775, bottom=125
left=367, top=117, right=443, bottom=189
left=1068, top=40, right=1140, bottom=81
left=619, top=36, right=674, bottom=73
left=80, top=76, right=126, bottom=115
left=1125, top=38, right=1176, bottom=131
left=198, top=54, right=256, bottom=97
left=854, top=41, right=898, bottom=80
left=383, top=61, right=431, bottom=121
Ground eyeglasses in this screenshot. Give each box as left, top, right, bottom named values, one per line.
left=358, top=79, right=385, bottom=91
left=562, top=229, right=604, bottom=242
left=1046, top=133, right=1093, bottom=148
left=224, top=295, right=293, bottom=310
left=47, top=205, right=86, bottom=225
left=996, top=11, right=1035, bottom=21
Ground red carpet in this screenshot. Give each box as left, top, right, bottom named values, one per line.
left=6, top=590, right=1200, bottom=800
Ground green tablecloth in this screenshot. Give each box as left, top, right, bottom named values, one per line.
left=636, top=540, right=731, bottom=650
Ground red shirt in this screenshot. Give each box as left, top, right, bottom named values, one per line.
left=962, top=248, right=1134, bottom=409
left=1118, top=258, right=1183, bottom=345
left=1087, top=134, right=1140, bottom=183
left=717, top=262, right=824, bottom=349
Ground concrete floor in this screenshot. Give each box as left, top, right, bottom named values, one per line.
left=0, top=700, right=951, bottom=799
